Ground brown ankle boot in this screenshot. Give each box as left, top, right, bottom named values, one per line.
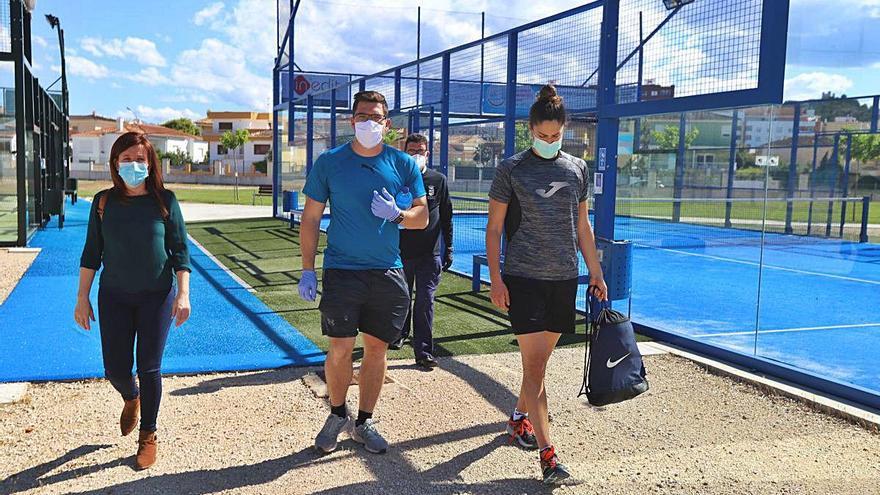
left=135, top=430, right=158, bottom=470
left=120, top=397, right=140, bottom=436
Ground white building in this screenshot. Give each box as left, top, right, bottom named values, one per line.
left=197, top=111, right=273, bottom=176
left=71, top=118, right=208, bottom=176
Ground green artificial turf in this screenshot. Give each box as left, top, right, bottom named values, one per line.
left=187, top=217, right=611, bottom=360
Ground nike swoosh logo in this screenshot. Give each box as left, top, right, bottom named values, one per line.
left=535, top=181, right=570, bottom=198
left=606, top=353, right=631, bottom=368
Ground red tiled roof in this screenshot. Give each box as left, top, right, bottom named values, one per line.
left=71, top=122, right=204, bottom=141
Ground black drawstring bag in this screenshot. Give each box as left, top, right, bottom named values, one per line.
left=579, top=288, right=649, bottom=406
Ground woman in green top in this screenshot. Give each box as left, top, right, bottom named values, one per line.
left=74, top=131, right=192, bottom=470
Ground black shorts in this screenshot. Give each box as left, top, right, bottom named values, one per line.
left=319, top=268, right=410, bottom=344
left=503, top=274, right=578, bottom=335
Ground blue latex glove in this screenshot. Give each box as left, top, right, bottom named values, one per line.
left=371, top=188, right=402, bottom=222
left=298, top=270, right=318, bottom=302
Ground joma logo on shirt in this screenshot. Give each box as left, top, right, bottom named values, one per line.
left=535, top=181, right=570, bottom=198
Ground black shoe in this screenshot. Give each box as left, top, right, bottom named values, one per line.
left=415, top=355, right=438, bottom=369
left=389, top=336, right=407, bottom=351
left=540, top=446, right=572, bottom=485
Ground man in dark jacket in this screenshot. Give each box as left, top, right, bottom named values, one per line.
left=391, top=133, right=453, bottom=369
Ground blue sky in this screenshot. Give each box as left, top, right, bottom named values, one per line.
left=24, top=0, right=880, bottom=124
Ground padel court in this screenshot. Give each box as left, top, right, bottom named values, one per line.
left=447, top=196, right=880, bottom=394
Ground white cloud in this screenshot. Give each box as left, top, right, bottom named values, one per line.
left=79, top=37, right=166, bottom=67
left=62, top=56, right=110, bottom=79
left=126, top=67, right=170, bottom=86
left=784, top=72, right=854, bottom=101
left=194, top=2, right=225, bottom=26
left=33, top=35, right=48, bottom=48
left=170, top=38, right=271, bottom=109
left=119, top=105, right=201, bottom=123
left=124, top=38, right=167, bottom=67
left=80, top=37, right=104, bottom=57
left=162, top=93, right=213, bottom=104
left=200, top=0, right=275, bottom=69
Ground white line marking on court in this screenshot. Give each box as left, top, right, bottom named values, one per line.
left=638, top=243, right=880, bottom=286
left=694, top=322, right=880, bottom=338
left=188, top=234, right=257, bottom=293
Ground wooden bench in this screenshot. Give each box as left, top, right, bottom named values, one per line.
left=252, top=184, right=273, bottom=205
left=472, top=253, right=589, bottom=292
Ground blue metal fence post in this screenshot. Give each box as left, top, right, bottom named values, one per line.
left=672, top=113, right=686, bottom=223
left=394, top=69, right=401, bottom=112
left=725, top=110, right=739, bottom=228
left=785, top=103, right=801, bottom=234
left=807, top=132, right=819, bottom=235
left=330, top=88, right=337, bottom=148
left=504, top=31, right=518, bottom=158
left=286, top=4, right=295, bottom=145
left=594, top=0, right=621, bottom=242
left=440, top=54, right=451, bottom=177
left=825, top=133, right=840, bottom=237
left=413, top=108, right=421, bottom=133
left=839, top=133, right=852, bottom=237
left=860, top=196, right=870, bottom=243
left=872, top=96, right=879, bottom=133
left=272, top=66, right=280, bottom=218
left=359, top=79, right=366, bottom=93
left=428, top=106, right=435, bottom=169
left=306, top=95, right=314, bottom=175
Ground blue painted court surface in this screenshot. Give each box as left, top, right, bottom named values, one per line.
left=0, top=199, right=324, bottom=383
left=447, top=211, right=880, bottom=396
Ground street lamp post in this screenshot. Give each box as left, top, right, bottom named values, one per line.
left=45, top=13, right=69, bottom=190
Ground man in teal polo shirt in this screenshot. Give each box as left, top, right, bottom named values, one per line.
left=298, top=90, right=427, bottom=455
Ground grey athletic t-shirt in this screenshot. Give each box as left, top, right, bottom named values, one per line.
left=488, top=149, right=590, bottom=281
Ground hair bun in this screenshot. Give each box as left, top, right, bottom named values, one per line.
left=537, top=84, right=562, bottom=105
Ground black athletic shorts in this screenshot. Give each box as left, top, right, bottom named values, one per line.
left=319, top=268, right=410, bottom=344
left=503, top=274, right=578, bottom=335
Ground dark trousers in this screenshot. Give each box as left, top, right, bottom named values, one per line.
left=98, top=285, right=176, bottom=432
left=401, top=254, right=441, bottom=360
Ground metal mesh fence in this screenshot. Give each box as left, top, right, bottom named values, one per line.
left=517, top=7, right=602, bottom=113
left=617, top=0, right=763, bottom=102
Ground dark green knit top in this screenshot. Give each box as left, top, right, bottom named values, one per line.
left=80, top=189, right=191, bottom=293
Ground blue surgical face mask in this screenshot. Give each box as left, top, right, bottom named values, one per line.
left=532, top=136, right=562, bottom=159
left=118, top=161, right=150, bottom=187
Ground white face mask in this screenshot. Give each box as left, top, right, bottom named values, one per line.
left=413, top=154, right=428, bottom=172
left=354, top=120, right=385, bottom=148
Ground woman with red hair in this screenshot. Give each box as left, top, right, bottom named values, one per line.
left=74, top=132, right=192, bottom=470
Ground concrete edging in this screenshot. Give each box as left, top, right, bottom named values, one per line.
left=0, top=383, right=28, bottom=404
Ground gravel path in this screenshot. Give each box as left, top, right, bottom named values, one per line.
left=1, top=350, right=878, bottom=495
left=0, top=249, right=38, bottom=304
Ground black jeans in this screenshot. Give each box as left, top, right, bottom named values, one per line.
left=401, top=254, right=441, bottom=360
left=98, top=285, right=176, bottom=432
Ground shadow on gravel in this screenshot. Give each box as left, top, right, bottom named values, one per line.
left=1, top=444, right=115, bottom=494
left=312, top=425, right=549, bottom=495
left=170, top=367, right=314, bottom=396
left=61, top=447, right=320, bottom=495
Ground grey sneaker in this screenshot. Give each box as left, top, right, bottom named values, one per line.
left=351, top=419, right=388, bottom=454
left=314, top=413, right=351, bottom=453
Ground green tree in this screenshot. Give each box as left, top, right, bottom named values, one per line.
left=158, top=150, right=191, bottom=169
left=650, top=125, right=699, bottom=150
left=515, top=122, right=532, bottom=153
left=473, top=142, right=494, bottom=166
left=220, top=129, right=250, bottom=200
left=383, top=127, right=402, bottom=146
left=850, top=134, right=880, bottom=164
left=809, top=94, right=872, bottom=123
left=161, top=118, right=201, bottom=136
